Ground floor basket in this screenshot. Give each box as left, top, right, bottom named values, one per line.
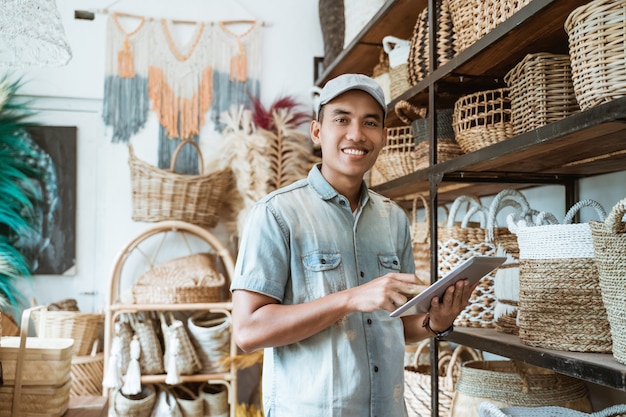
left=129, top=140, right=232, bottom=229
left=590, top=197, right=626, bottom=365
left=31, top=309, right=104, bottom=356
left=70, top=351, right=104, bottom=397
left=508, top=200, right=613, bottom=352
left=565, top=0, right=626, bottom=110
left=453, top=88, right=513, bottom=154
left=504, top=53, right=579, bottom=135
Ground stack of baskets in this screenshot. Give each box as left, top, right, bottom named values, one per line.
left=31, top=302, right=105, bottom=397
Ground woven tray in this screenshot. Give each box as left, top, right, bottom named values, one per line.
left=129, top=140, right=232, bottom=229
left=504, top=53, right=579, bottom=135
left=565, top=0, right=626, bottom=110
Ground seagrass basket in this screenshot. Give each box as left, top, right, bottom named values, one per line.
left=565, top=0, right=626, bottom=110
left=453, top=88, right=513, bottom=154
left=590, top=197, right=626, bottom=365
left=374, top=125, right=421, bottom=182
left=129, top=140, right=232, bottom=229
left=504, top=53, right=579, bottom=135
left=407, top=0, right=458, bottom=85
left=508, top=200, right=613, bottom=352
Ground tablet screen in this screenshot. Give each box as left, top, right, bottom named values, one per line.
left=389, top=255, right=507, bottom=318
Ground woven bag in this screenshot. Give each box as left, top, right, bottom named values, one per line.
left=187, top=311, right=231, bottom=374
left=133, top=252, right=225, bottom=304
left=590, top=197, right=626, bottom=365
left=410, top=194, right=431, bottom=283
left=199, top=382, right=230, bottom=417
left=485, top=189, right=532, bottom=335
left=160, top=312, right=202, bottom=376
left=407, top=0, right=458, bottom=85
left=504, top=53, right=579, bottom=135
left=508, top=200, right=613, bottom=352
left=128, top=313, right=164, bottom=375
left=405, top=341, right=483, bottom=417
left=171, top=384, right=203, bottom=417
left=478, top=402, right=626, bottom=417
left=150, top=385, right=183, bottom=417
left=450, top=360, right=592, bottom=417
left=565, top=0, right=626, bottom=111
left=110, top=385, right=157, bottom=417
left=383, top=35, right=411, bottom=99
left=438, top=195, right=497, bottom=328
left=128, top=140, right=232, bottom=229
left=453, top=88, right=513, bottom=154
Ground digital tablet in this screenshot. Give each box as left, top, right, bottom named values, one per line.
left=389, top=255, right=507, bottom=318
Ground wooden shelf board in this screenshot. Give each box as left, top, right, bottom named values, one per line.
left=446, top=327, right=626, bottom=390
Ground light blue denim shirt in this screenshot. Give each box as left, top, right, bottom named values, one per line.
left=231, top=165, right=415, bottom=417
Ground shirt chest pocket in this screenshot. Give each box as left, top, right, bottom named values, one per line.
left=302, top=252, right=345, bottom=300
left=378, top=254, right=401, bottom=276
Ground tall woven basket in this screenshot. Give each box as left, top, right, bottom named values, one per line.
left=589, top=197, right=626, bottom=365
left=129, top=140, right=232, bottom=229
left=508, top=200, right=613, bottom=352
left=565, top=0, right=626, bottom=111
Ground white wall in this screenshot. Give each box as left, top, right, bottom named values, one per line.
left=11, top=0, right=324, bottom=312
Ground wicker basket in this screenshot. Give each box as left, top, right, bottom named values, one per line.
left=408, top=0, right=458, bottom=85
left=31, top=309, right=104, bottom=356
left=129, top=140, right=232, bottom=229
left=590, top=197, right=626, bottom=365
left=565, top=0, right=626, bottom=111
left=478, top=402, right=626, bottom=417
left=132, top=252, right=226, bottom=304
left=410, top=194, right=431, bottom=283
left=384, top=36, right=411, bottom=99
left=70, top=350, right=104, bottom=397
left=508, top=200, right=613, bottom=352
left=374, top=125, right=421, bottom=182
left=477, top=0, right=532, bottom=40
left=504, top=53, right=579, bottom=135
left=453, top=88, right=513, bottom=154
left=450, top=360, right=592, bottom=417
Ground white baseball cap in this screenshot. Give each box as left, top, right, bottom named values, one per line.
left=317, top=73, right=387, bottom=121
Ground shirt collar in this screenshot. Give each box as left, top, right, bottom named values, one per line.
left=308, top=164, right=371, bottom=206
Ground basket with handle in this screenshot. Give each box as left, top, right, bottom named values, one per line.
left=187, top=310, right=232, bottom=374
left=383, top=35, right=411, bottom=99
left=565, top=0, right=626, bottom=111
left=508, top=199, right=613, bottom=352
left=590, top=197, right=626, bottom=365
left=129, top=140, right=233, bottom=229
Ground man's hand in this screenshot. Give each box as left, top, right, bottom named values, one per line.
left=345, top=273, right=426, bottom=313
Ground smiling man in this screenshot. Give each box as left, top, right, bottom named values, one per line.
left=230, top=73, right=473, bottom=417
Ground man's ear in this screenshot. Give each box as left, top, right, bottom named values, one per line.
left=310, top=119, right=321, bottom=145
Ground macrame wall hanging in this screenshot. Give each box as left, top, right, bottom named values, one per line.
left=148, top=19, right=214, bottom=174
left=211, top=21, right=262, bottom=133
left=102, top=13, right=152, bottom=143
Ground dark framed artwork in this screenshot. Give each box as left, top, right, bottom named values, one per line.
left=24, top=126, right=77, bottom=275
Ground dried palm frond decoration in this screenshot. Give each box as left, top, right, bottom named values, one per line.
left=218, top=96, right=319, bottom=239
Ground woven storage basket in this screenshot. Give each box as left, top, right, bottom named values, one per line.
left=30, top=308, right=103, bottom=357
left=590, top=197, right=626, bottom=365
left=412, top=109, right=464, bottom=168
left=70, top=348, right=104, bottom=397
left=110, top=385, right=156, bottom=417
left=0, top=379, right=72, bottom=417
left=478, top=402, right=626, bottom=417
left=374, top=125, right=422, bottom=182
left=199, top=382, right=230, bottom=417
left=407, top=0, right=458, bottom=85
left=453, top=88, right=513, bottom=154
left=129, top=140, right=232, bottom=229
left=384, top=35, right=411, bottom=99
left=160, top=312, right=203, bottom=376
left=565, top=0, right=626, bottom=111
left=450, top=360, right=592, bottom=417
left=318, top=0, right=345, bottom=69
left=476, top=0, right=532, bottom=40
left=508, top=200, right=613, bottom=352
left=438, top=195, right=498, bottom=328
left=372, top=48, right=392, bottom=104
left=133, top=252, right=226, bottom=304
left=504, top=53, right=579, bottom=135
left=172, top=384, right=204, bottom=417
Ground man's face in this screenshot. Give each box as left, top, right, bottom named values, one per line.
left=310, top=89, right=386, bottom=185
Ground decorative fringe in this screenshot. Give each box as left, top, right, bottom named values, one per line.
left=210, top=70, right=260, bottom=133
left=165, top=334, right=182, bottom=385
left=102, top=75, right=149, bottom=143
left=157, top=132, right=199, bottom=174
left=117, top=37, right=135, bottom=78
left=148, top=66, right=213, bottom=140
left=122, top=335, right=142, bottom=395
left=230, top=41, right=247, bottom=82
left=102, top=335, right=123, bottom=389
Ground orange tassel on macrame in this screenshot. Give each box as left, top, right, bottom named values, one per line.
left=230, top=41, right=247, bottom=82
left=117, top=37, right=135, bottom=78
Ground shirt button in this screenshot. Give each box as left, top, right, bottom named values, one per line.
left=339, top=200, right=346, bottom=206
left=321, top=258, right=326, bottom=264
left=393, top=260, right=398, bottom=265
left=367, top=319, right=372, bottom=325
left=374, top=366, right=379, bottom=373
left=360, top=271, right=364, bottom=278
